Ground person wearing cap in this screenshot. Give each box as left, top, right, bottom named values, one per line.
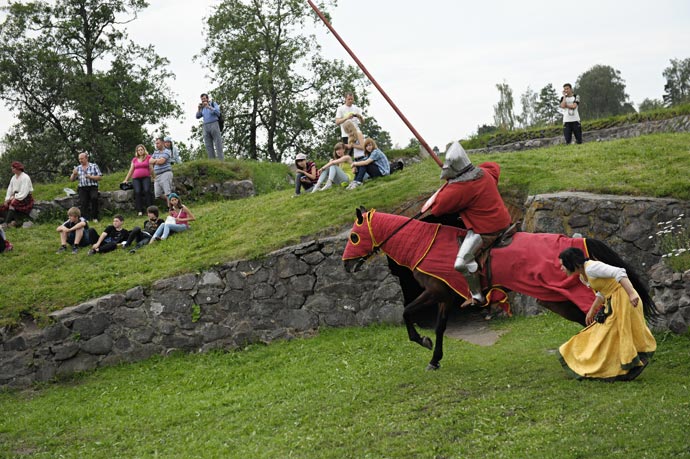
left=70, top=151, right=102, bottom=222
left=195, top=93, right=224, bottom=160
left=122, top=144, right=153, bottom=216
left=293, top=153, right=319, bottom=196
left=0, top=161, right=34, bottom=228
left=150, top=137, right=174, bottom=209
left=421, top=141, right=512, bottom=304
left=149, top=193, right=195, bottom=243
left=164, top=136, right=182, bottom=164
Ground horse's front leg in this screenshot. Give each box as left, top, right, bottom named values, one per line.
left=402, top=289, right=436, bottom=350
left=427, top=302, right=449, bottom=370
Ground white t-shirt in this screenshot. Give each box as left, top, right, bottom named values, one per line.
left=335, top=103, right=363, bottom=137
left=560, top=94, right=580, bottom=123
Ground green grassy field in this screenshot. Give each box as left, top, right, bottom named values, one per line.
left=0, top=313, right=688, bottom=458
left=1, top=133, right=689, bottom=326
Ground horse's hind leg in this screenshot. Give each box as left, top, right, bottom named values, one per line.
left=538, top=300, right=586, bottom=326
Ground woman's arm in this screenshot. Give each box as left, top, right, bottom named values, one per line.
left=176, top=205, right=195, bottom=223
left=619, top=277, right=640, bottom=307
left=123, top=162, right=135, bottom=182
left=303, top=164, right=318, bottom=181
left=585, top=293, right=605, bottom=326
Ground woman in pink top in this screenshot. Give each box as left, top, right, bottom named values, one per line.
left=122, top=144, right=153, bottom=216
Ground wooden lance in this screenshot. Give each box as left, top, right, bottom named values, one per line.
left=307, top=0, right=443, bottom=167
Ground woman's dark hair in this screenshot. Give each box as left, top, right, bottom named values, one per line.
left=559, top=247, right=586, bottom=272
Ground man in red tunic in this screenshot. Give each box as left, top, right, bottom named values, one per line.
left=422, top=141, right=511, bottom=303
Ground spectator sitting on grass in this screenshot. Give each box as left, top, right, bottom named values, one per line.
left=311, top=142, right=353, bottom=192
left=149, top=193, right=195, bottom=244
left=346, top=138, right=391, bottom=190
left=123, top=205, right=164, bottom=253
left=56, top=207, right=93, bottom=254
left=88, top=215, right=130, bottom=255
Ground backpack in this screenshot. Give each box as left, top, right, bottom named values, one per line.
left=211, top=101, right=224, bottom=132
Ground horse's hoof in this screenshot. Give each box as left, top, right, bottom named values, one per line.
left=426, top=362, right=440, bottom=371
left=421, top=336, right=433, bottom=350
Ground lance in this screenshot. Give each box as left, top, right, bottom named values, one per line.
left=307, top=0, right=443, bottom=167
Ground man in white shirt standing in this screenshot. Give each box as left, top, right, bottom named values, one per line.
left=559, top=83, right=582, bottom=144
left=335, top=92, right=365, bottom=145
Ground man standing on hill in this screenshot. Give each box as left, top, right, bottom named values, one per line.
left=196, top=93, right=224, bottom=160
left=335, top=92, right=364, bottom=145
left=151, top=137, right=173, bottom=210
left=70, top=151, right=102, bottom=223
left=560, top=83, right=582, bottom=144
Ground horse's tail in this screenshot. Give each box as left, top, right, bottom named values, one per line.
left=585, top=238, right=660, bottom=323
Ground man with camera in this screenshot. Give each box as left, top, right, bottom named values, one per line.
left=559, top=83, right=582, bottom=145
left=195, top=93, right=224, bottom=160
left=70, top=151, right=102, bottom=222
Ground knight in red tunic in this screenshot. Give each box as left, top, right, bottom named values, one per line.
left=423, top=141, right=511, bottom=303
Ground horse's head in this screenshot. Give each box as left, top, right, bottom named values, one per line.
left=342, top=207, right=376, bottom=273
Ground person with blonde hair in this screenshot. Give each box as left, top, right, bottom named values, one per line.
left=311, top=142, right=353, bottom=192
left=346, top=138, right=391, bottom=190
left=342, top=120, right=366, bottom=161
left=122, top=144, right=153, bottom=216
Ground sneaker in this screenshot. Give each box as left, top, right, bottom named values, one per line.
left=346, top=181, right=362, bottom=190
left=320, top=181, right=333, bottom=191
left=71, top=246, right=79, bottom=254
left=88, top=249, right=96, bottom=256
left=7, top=221, right=17, bottom=228
left=129, top=248, right=137, bottom=254
left=291, top=193, right=302, bottom=198
left=310, top=184, right=320, bottom=193
left=56, top=245, right=67, bottom=254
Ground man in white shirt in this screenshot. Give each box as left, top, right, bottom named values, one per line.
left=559, top=83, right=582, bottom=144
left=335, top=92, right=364, bottom=144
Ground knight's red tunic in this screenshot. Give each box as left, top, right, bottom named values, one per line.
left=429, top=162, right=511, bottom=234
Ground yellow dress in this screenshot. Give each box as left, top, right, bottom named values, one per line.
left=558, top=261, right=656, bottom=381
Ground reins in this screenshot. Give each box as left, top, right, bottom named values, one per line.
left=361, top=209, right=425, bottom=262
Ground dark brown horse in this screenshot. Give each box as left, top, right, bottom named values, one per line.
left=342, top=208, right=628, bottom=370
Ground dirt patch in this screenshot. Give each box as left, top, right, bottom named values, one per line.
left=444, top=308, right=506, bottom=346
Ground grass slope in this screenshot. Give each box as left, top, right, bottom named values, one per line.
left=1, top=133, right=689, bottom=325
left=0, top=313, right=688, bottom=458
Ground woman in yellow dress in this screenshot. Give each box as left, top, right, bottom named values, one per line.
left=557, top=246, right=657, bottom=381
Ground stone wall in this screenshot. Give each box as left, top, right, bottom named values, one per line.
left=0, top=237, right=402, bottom=388
left=2, top=192, right=688, bottom=388
left=510, top=192, right=690, bottom=333
left=468, top=115, right=690, bottom=154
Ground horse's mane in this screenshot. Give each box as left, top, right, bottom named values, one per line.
left=586, top=238, right=660, bottom=323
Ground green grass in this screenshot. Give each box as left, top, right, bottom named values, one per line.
left=0, top=313, right=688, bottom=458
left=1, top=132, right=689, bottom=326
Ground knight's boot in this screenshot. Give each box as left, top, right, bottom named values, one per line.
left=454, top=230, right=485, bottom=303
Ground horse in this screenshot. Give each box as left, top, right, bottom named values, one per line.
left=342, top=208, right=625, bottom=370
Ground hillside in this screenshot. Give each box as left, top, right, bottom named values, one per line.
left=1, top=132, right=689, bottom=326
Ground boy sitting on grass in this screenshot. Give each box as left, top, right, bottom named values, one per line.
left=56, top=207, right=93, bottom=254
left=88, top=214, right=130, bottom=255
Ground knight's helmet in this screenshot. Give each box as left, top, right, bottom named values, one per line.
left=440, top=141, right=473, bottom=180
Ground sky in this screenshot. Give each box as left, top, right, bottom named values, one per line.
left=1, top=0, right=689, bottom=153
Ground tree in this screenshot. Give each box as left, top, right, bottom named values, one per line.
left=201, top=0, right=376, bottom=163
left=0, top=0, right=179, bottom=181
left=516, top=86, right=539, bottom=129
left=476, top=124, right=498, bottom=136
left=575, top=65, right=635, bottom=119
left=662, top=57, right=690, bottom=107
left=534, top=84, right=561, bottom=126
left=493, top=81, right=515, bottom=130
left=638, top=98, right=664, bottom=113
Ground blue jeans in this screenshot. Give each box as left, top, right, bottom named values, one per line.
left=132, top=176, right=152, bottom=213
left=152, top=223, right=188, bottom=240
left=295, top=172, right=315, bottom=194
left=315, top=166, right=350, bottom=187
left=354, top=163, right=382, bottom=183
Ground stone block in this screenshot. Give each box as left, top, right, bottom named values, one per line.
left=80, top=334, right=113, bottom=355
